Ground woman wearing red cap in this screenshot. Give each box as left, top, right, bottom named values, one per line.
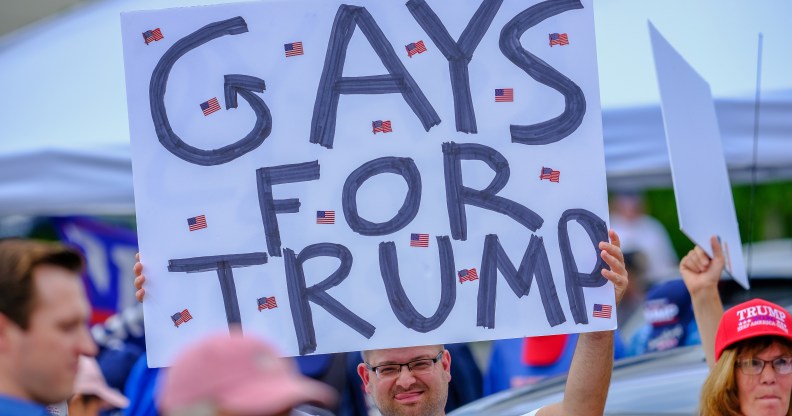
left=681, top=236, right=792, bottom=416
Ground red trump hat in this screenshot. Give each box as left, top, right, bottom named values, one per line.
left=715, top=298, right=792, bottom=361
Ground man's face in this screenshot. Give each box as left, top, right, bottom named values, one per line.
left=3, top=265, right=97, bottom=404
left=357, top=346, right=451, bottom=416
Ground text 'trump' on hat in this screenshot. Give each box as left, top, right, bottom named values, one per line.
left=715, top=298, right=792, bottom=361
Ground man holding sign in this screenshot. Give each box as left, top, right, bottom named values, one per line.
left=134, top=229, right=628, bottom=415
left=355, top=230, right=628, bottom=416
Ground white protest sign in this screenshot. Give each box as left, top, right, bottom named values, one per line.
left=649, top=22, right=748, bottom=289
left=121, top=0, right=614, bottom=367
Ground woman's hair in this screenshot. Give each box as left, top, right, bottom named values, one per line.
left=700, top=336, right=792, bottom=416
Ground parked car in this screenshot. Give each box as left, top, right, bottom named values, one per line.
left=450, top=345, right=708, bottom=415
left=450, top=240, right=792, bottom=415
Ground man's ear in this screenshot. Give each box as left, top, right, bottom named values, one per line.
left=442, top=349, right=452, bottom=382
left=357, top=363, right=371, bottom=393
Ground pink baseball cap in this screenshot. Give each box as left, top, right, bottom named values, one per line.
left=74, top=355, right=129, bottom=409
left=715, top=298, right=792, bottom=361
left=158, top=333, right=337, bottom=414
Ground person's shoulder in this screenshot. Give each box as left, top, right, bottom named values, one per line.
left=0, top=394, right=50, bottom=415
left=521, top=408, right=541, bottom=416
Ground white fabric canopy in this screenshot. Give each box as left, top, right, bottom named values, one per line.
left=0, top=0, right=789, bottom=215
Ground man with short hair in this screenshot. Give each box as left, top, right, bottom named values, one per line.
left=358, top=345, right=451, bottom=416
left=355, top=230, right=628, bottom=416
left=0, top=239, right=98, bottom=414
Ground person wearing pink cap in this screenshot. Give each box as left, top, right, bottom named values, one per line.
left=157, top=329, right=337, bottom=416
left=0, top=239, right=98, bottom=416
left=681, top=236, right=792, bottom=416
left=68, top=355, right=129, bottom=416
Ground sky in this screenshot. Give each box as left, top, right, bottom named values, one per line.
left=594, top=0, right=789, bottom=108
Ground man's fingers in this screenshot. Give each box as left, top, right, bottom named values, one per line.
left=134, top=252, right=145, bottom=303
left=608, top=229, right=621, bottom=249
left=600, top=250, right=626, bottom=275
left=134, top=274, right=145, bottom=291
left=602, top=268, right=626, bottom=285
left=599, top=241, right=624, bottom=263
left=599, top=241, right=628, bottom=306
left=601, top=268, right=627, bottom=305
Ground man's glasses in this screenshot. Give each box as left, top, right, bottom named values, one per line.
left=365, top=351, right=444, bottom=380
left=735, top=356, right=792, bottom=375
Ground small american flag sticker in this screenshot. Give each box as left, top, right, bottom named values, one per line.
left=539, top=167, right=560, bottom=183
left=410, top=233, right=429, bottom=248
left=372, top=120, right=393, bottom=134
left=171, top=309, right=193, bottom=327
left=284, top=41, right=304, bottom=57
left=188, top=215, right=207, bottom=231
left=200, top=97, right=221, bottom=116
left=406, top=40, right=427, bottom=57
left=143, top=28, right=163, bottom=45
left=458, top=268, right=479, bottom=283
left=549, top=33, right=569, bottom=47
left=258, top=296, right=278, bottom=311
left=593, top=304, right=612, bottom=319
left=316, top=210, right=335, bottom=224
left=495, top=88, right=513, bottom=102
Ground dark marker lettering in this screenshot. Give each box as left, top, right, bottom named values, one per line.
left=283, top=244, right=375, bottom=355
left=558, top=208, right=609, bottom=324
left=406, top=0, right=504, bottom=133
left=442, top=141, right=543, bottom=240
left=168, top=253, right=268, bottom=333
left=378, top=236, right=456, bottom=332
left=342, top=157, right=421, bottom=236
left=310, top=5, right=440, bottom=148
left=150, top=17, right=272, bottom=165
left=256, top=161, right=320, bottom=257
left=477, top=234, right=565, bottom=328
left=499, top=0, right=586, bottom=144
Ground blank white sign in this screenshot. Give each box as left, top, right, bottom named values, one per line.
left=649, top=21, right=748, bottom=289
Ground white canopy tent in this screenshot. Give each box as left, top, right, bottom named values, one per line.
left=0, top=0, right=789, bottom=215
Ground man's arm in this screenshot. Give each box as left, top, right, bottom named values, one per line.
left=679, top=236, right=724, bottom=368
left=539, top=230, right=628, bottom=416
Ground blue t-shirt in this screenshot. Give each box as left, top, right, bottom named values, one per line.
left=0, top=395, right=50, bottom=416
left=484, top=333, right=627, bottom=395
left=628, top=320, right=700, bottom=356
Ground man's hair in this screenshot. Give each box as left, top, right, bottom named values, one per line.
left=360, top=345, right=445, bottom=363
left=0, top=238, right=84, bottom=329
left=699, top=335, right=792, bottom=416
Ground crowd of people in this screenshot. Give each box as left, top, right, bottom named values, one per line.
left=0, top=223, right=790, bottom=415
